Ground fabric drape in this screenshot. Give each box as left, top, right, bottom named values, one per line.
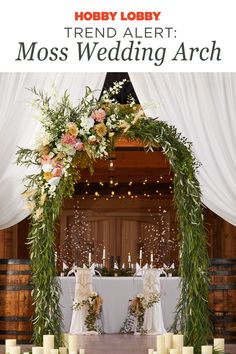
left=129, top=73, right=236, bottom=226
left=0, top=73, right=106, bottom=229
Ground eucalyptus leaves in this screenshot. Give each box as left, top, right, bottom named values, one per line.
left=17, top=81, right=211, bottom=353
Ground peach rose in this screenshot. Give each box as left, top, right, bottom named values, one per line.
left=67, top=122, right=79, bottom=137
left=94, top=123, right=107, bottom=137
left=61, top=133, right=77, bottom=146
left=52, top=167, right=62, bottom=177
left=91, top=108, right=106, bottom=122
left=40, top=155, right=51, bottom=165
left=44, top=171, right=54, bottom=181
left=74, top=140, right=84, bottom=151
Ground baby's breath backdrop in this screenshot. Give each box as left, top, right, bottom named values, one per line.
left=17, top=81, right=211, bottom=353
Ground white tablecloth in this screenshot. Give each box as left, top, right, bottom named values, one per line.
left=59, top=276, right=180, bottom=333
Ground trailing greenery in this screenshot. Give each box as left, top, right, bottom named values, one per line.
left=73, top=292, right=103, bottom=333
left=120, top=292, right=161, bottom=334
left=17, top=81, right=211, bottom=352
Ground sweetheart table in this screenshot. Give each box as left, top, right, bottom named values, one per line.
left=59, top=276, right=180, bottom=333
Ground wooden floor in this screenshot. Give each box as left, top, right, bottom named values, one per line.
left=0, top=335, right=235, bottom=354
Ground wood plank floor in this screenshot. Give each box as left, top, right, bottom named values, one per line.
left=0, top=335, right=235, bottom=354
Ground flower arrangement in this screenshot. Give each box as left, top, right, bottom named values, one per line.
left=17, top=79, right=145, bottom=221
left=120, top=291, right=161, bottom=334
left=73, top=292, right=103, bottom=333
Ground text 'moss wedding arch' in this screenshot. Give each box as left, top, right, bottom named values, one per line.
left=17, top=80, right=210, bottom=352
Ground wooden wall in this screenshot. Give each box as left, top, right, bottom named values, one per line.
left=0, top=198, right=236, bottom=263
left=58, top=196, right=178, bottom=269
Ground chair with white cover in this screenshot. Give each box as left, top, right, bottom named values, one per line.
left=142, top=268, right=166, bottom=335
left=70, top=267, right=99, bottom=335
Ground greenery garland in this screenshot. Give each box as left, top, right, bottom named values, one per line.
left=120, top=292, right=161, bottom=334
left=16, top=80, right=211, bottom=353
left=73, top=292, right=103, bottom=333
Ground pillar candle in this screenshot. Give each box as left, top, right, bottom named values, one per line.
left=32, top=347, right=44, bottom=354
left=5, top=340, right=17, bottom=354
left=128, top=253, right=131, bottom=263
left=9, top=347, right=21, bottom=354
left=102, top=247, right=106, bottom=259
left=164, top=333, right=173, bottom=350
left=182, top=347, right=194, bottom=354
left=213, top=338, right=224, bottom=352
left=148, top=349, right=154, bottom=354
left=50, top=350, right=58, bottom=354
left=201, top=345, right=213, bottom=354
left=156, top=335, right=165, bottom=354
left=172, top=334, right=184, bottom=354
left=169, top=350, right=178, bottom=354
left=59, top=347, right=67, bottom=354
left=43, top=335, right=54, bottom=354
left=150, top=252, right=153, bottom=262
left=79, top=350, right=85, bottom=354
left=88, top=252, right=91, bottom=263
left=68, top=335, right=78, bottom=354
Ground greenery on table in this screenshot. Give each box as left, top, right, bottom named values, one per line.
left=16, top=81, right=211, bottom=352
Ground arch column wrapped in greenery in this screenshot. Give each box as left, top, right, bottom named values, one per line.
left=17, top=81, right=211, bottom=353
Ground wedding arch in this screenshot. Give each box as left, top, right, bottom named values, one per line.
left=17, top=81, right=211, bottom=352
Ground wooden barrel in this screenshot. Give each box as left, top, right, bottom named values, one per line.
left=209, top=258, right=236, bottom=343
left=0, top=259, right=33, bottom=344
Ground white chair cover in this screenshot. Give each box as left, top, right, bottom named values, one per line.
left=142, top=268, right=166, bottom=335
left=70, top=268, right=98, bottom=335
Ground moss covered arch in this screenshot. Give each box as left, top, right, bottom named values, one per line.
left=17, top=82, right=211, bottom=353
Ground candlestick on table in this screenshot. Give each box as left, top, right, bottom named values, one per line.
left=139, top=248, right=143, bottom=267
left=150, top=251, right=153, bottom=268
left=102, top=246, right=106, bottom=267
left=128, top=252, right=131, bottom=268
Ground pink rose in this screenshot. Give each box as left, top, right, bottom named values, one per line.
left=74, top=140, right=84, bottom=151
left=40, top=155, right=51, bottom=165
left=61, top=133, right=77, bottom=146
left=52, top=167, right=62, bottom=177
left=91, top=108, right=106, bottom=122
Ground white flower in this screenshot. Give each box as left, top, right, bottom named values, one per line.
left=137, top=293, right=144, bottom=299
left=42, top=163, right=53, bottom=172
left=91, top=291, right=97, bottom=297
left=81, top=116, right=95, bottom=131
left=48, top=177, right=61, bottom=186
left=34, top=131, right=53, bottom=148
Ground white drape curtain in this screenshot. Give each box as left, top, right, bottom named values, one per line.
left=0, top=73, right=106, bottom=229
left=129, top=73, right=236, bottom=226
